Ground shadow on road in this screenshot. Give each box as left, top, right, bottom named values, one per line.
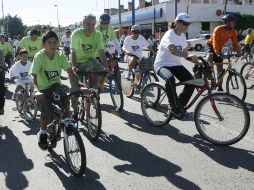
left=17, top=118, right=40, bottom=136
left=244, top=101, right=254, bottom=112
left=0, top=127, right=34, bottom=190
left=191, top=135, right=254, bottom=172
left=45, top=150, right=106, bottom=190
left=95, top=134, right=201, bottom=189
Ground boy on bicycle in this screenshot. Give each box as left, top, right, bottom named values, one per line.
left=9, top=49, right=32, bottom=100
left=30, top=31, right=79, bottom=150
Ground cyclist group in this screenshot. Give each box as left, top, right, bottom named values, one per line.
left=0, top=12, right=251, bottom=150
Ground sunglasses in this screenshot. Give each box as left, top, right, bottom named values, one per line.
left=132, top=30, right=140, bottom=34
left=101, top=22, right=110, bottom=25
left=180, top=21, right=191, bottom=26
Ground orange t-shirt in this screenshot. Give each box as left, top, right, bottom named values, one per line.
left=207, top=25, right=240, bottom=55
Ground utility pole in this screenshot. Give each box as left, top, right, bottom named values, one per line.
left=118, top=0, right=121, bottom=39
left=223, top=0, right=228, bottom=14
left=1, top=0, right=4, bottom=33
left=132, top=0, right=135, bottom=25
left=153, top=0, right=155, bottom=34
left=175, top=0, right=177, bottom=18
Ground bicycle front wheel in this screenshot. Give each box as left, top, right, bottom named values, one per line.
left=121, top=71, right=134, bottom=98
left=64, top=125, right=86, bottom=177
left=141, top=83, right=172, bottom=127
left=142, top=72, right=159, bottom=90
left=226, top=72, right=247, bottom=102
left=109, top=78, right=124, bottom=111
left=23, top=97, right=38, bottom=121
left=194, top=93, right=250, bottom=145
left=240, top=62, right=254, bottom=89
left=86, top=93, right=102, bottom=141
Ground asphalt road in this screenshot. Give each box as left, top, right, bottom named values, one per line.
left=0, top=53, right=253, bottom=190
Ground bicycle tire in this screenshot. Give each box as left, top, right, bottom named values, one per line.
left=141, top=83, right=172, bottom=127
left=23, top=97, right=38, bottom=121
left=109, top=78, right=124, bottom=111
left=194, top=93, right=250, bottom=145
left=63, top=124, right=86, bottom=177
left=240, top=62, right=254, bottom=89
left=226, top=71, right=247, bottom=102
left=77, top=96, right=85, bottom=123
left=121, top=71, right=135, bottom=98
left=86, top=93, right=102, bottom=141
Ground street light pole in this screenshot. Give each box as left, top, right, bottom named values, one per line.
left=118, top=0, right=121, bottom=39
left=54, top=5, right=60, bottom=31
left=132, top=0, right=135, bottom=25
left=1, top=0, right=4, bottom=33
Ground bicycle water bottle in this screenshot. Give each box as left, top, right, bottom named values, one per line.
left=134, top=68, right=141, bottom=85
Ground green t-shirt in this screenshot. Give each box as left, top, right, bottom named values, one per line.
left=2, top=42, right=13, bottom=56
left=19, top=36, right=42, bottom=58
left=30, top=49, right=71, bottom=90
left=95, top=25, right=117, bottom=51
left=70, top=28, right=104, bottom=63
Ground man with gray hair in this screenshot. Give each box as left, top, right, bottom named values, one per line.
left=70, top=14, right=108, bottom=119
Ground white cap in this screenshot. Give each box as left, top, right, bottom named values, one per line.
left=131, top=25, right=141, bottom=31
left=175, top=13, right=192, bottom=23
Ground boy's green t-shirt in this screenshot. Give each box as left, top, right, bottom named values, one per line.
left=70, top=28, right=104, bottom=63
left=19, top=37, right=42, bottom=58
left=30, top=49, right=71, bottom=90
left=2, top=42, right=13, bottom=56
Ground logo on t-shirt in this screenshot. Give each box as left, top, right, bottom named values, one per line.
left=81, top=44, right=92, bottom=52
left=132, top=46, right=140, bottom=52
left=45, top=71, right=59, bottom=80
left=175, top=45, right=182, bottom=50
left=28, top=46, right=38, bottom=52
left=20, top=72, right=28, bottom=78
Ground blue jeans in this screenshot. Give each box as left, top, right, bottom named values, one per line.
left=0, top=69, right=5, bottom=110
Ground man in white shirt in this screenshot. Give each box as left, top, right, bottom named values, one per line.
left=13, top=35, right=22, bottom=58
left=61, top=29, right=71, bottom=59
left=122, top=25, right=155, bottom=78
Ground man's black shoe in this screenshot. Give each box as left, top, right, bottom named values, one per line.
left=170, top=107, right=186, bottom=120
left=38, top=133, right=48, bottom=150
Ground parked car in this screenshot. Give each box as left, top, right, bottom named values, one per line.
left=187, top=34, right=211, bottom=51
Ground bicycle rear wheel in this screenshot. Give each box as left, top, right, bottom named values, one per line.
left=86, top=93, right=102, bottom=141
left=64, top=124, right=86, bottom=177
left=141, top=83, right=172, bottom=127
left=194, top=93, right=250, bottom=145
left=240, top=62, right=254, bottom=89
left=226, top=72, right=247, bottom=102
left=121, top=71, right=135, bottom=98
left=23, top=97, right=38, bottom=121
left=109, top=78, right=124, bottom=111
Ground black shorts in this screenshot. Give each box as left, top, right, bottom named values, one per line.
left=40, top=84, right=69, bottom=120
left=205, top=44, right=223, bottom=63
left=63, top=47, right=70, bottom=54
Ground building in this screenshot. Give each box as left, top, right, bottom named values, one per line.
left=108, top=0, right=254, bottom=39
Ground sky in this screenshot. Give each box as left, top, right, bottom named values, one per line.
left=2, top=0, right=131, bottom=27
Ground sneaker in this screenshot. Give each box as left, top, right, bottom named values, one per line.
left=37, top=132, right=48, bottom=150
left=170, top=106, right=186, bottom=120
left=0, top=109, right=4, bottom=115
left=217, top=87, right=224, bottom=91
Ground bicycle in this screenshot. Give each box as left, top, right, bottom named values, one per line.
left=99, top=54, right=124, bottom=111
left=121, top=55, right=159, bottom=98
left=76, top=70, right=108, bottom=141
left=240, top=61, right=254, bottom=89
left=194, top=54, right=247, bottom=101
left=44, top=88, right=86, bottom=176
left=141, top=57, right=250, bottom=145
left=14, top=78, right=38, bottom=121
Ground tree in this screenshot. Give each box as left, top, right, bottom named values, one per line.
left=235, top=14, right=254, bottom=41
left=0, top=14, right=26, bottom=38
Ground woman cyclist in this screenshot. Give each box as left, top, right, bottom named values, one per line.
left=154, top=13, right=195, bottom=119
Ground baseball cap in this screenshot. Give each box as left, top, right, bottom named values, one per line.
left=175, top=13, right=192, bottom=23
